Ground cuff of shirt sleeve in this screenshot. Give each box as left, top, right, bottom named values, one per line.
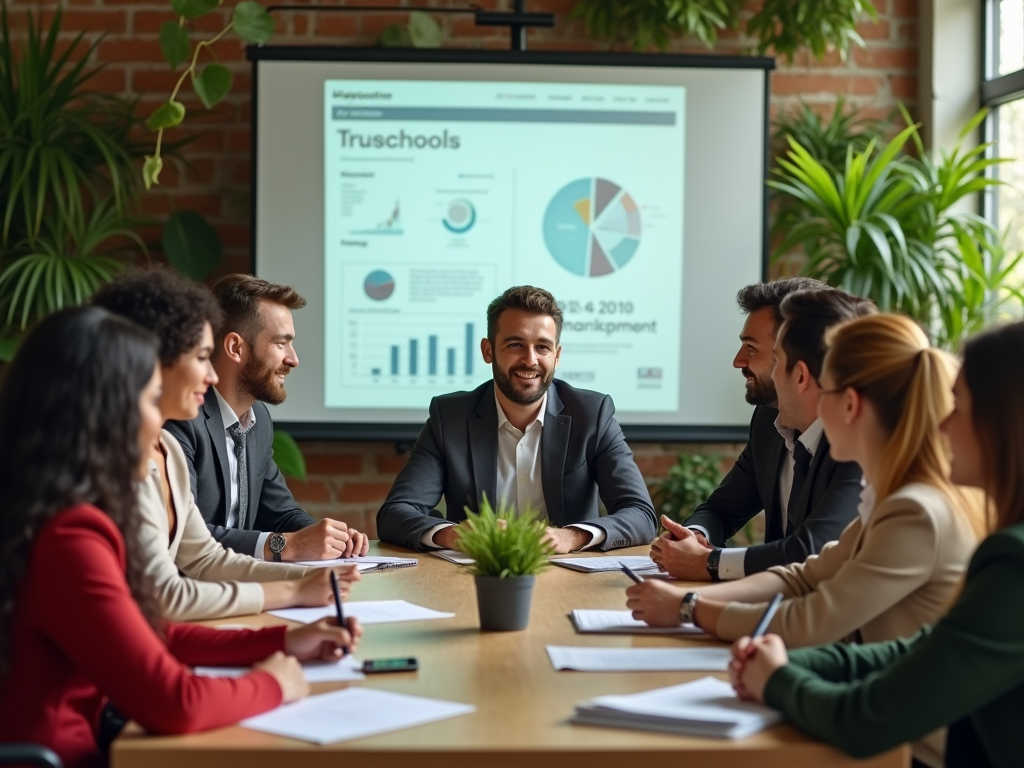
left=687, top=525, right=713, bottom=544
left=566, top=523, right=605, bottom=550
left=421, top=523, right=456, bottom=549
left=254, top=531, right=272, bottom=561
left=718, top=547, right=746, bottom=580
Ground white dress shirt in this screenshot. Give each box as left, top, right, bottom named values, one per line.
left=212, top=387, right=270, bottom=560
left=421, top=388, right=604, bottom=549
left=690, top=417, right=825, bottom=580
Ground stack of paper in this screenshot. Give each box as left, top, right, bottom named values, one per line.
left=269, top=599, right=454, bottom=625
left=195, top=655, right=365, bottom=683
left=431, top=549, right=475, bottom=565
left=572, top=676, right=782, bottom=739
left=295, top=556, right=418, bottom=572
left=571, top=609, right=704, bottom=635
left=550, top=556, right=660, bottom=573
left=242, top=687, right=475, bottom=744
left=547, top=646, right=730, bottom=672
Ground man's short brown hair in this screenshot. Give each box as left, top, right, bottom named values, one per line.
left=779, top=288, right=877, bottom=380
left=212, top=274, right=306, bottom=347
left=486, top=286, right=563, bottom=343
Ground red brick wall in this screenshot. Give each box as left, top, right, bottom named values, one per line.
left=6, top=0, right=918, bottom=532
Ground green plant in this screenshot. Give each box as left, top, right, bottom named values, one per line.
left=772, top=96, right=893, bottom=175
left=379, top=11, right=442, bottom=48
left=770, top=107, right=1024, bottom=348
left=650, top=453, right=724, bottom=522
left=457, top=497, right=553, bottom=579
left=570, top=0, right=877, bottom=60
left=144, top=0, right=275, bottom=190
left=272, top=429, right=306, bottom=480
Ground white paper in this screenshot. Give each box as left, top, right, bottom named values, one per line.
left=571, top=609, right=704, bottom=635
left=547, top=645, right=730, bottom=672
left=574, top=676, right=781, bottom=739
left=550, top=556, right=660, bottom=573
left=431, top=549, right=475, bottom=565
left=268, top=599, right=454, bottom=625
left=294, top=556, right=417, bottom=571
left=241, top=687, right=475, bottom=745
left=195, top=655, right=366, bottom=682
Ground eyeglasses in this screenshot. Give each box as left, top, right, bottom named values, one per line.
left=818, top=387, right=848, bottom=397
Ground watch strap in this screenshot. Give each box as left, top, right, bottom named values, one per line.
left=705, top=547, right=723, bottom=582
left=678, top=591, right=699, bottom=625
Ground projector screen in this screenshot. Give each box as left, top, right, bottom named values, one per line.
left=250, top=49, right=771, bottom=441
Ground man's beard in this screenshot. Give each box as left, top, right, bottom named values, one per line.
left=742, top=367, right=777, bottom=407
left=493, top=362, right=554, bottom=406
left=239, top=355, right=290, bottom=405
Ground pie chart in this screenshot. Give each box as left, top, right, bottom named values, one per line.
left=364, top=270, right=395, bottom=301
left=542, top=178, right=641, bottom=277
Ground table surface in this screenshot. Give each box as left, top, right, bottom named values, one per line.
left=112, top=543, right=908, bottom=768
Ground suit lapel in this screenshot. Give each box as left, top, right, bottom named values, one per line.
left=765, top=426, right=788, bottom=541
left=202, top=392, right=233, bottom=526
left=246, top=408, right=265, bottom=530
left=541, top=386, right=570, bottom=527
left=468, top=385, right=498, bottom=511
left=788, top=433, right=829, bottom=533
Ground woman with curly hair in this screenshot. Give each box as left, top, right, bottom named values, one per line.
left=92, top=268, right=363, bottom=621
left=0, top=307, right=360, bottom=768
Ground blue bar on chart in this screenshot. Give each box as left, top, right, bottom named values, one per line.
left=447, top=348, right=455, bottom=376
left=371, top=367, right=381, bottom=376
left=390, top=345, right=399, bottom=375
left=465, top=323, right=474, bottom=376
left=428, top=335, right=438, bottom=376
left=409, top=339, right=418, bottom=376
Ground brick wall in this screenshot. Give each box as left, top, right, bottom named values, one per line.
left=5, top=0, right=919, bottom=533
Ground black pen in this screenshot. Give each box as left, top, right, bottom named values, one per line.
left=329, top=571, right=351, bottom=656
left=620, top=562, right=645, bottom=584
left=751, top=592, right=784, bottom=638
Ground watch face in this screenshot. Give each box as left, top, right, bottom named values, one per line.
left=269, top=534, right=286, bottom=553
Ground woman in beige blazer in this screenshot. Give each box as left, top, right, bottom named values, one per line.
left=627, top=313, right=983, bottom=649
left=94, top=268, right=363, bottom=621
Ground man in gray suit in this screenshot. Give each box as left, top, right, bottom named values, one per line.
left=377, top=286, right=657, bottom=553
left=166, top=274, right=369, bottom=562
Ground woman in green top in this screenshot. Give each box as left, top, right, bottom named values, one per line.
left=729, top=319, right=1024, bottom=768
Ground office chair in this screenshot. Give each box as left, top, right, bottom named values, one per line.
left=0, top=744, right=62, bottom=768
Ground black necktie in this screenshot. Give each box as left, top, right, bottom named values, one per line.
left=787, top=435, right=812, bottom=534
left=228, top=423, right=249, bottom=530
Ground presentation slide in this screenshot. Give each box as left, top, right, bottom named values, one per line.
left=322, top=80, right=684, bottom=412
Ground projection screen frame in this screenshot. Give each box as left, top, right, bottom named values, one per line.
left=247, top=46, right=773, bottom=442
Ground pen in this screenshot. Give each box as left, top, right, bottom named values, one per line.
left=620, top=562, right=645, bottom=584
left=751, top=592, right=784, bottom=638
left=329, top=571, right=351, bottom=656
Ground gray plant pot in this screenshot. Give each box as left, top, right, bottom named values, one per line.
left=474, top=574, right=535, bottom=631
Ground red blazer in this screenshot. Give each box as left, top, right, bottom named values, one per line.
left=0, top=505, right=286, bottom=768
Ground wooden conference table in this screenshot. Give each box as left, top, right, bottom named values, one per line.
left=112, top=543, right=908, bottom=768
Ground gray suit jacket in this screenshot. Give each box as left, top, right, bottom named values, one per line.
left=164, top=389, right=316, bottom=556
left=683, top=405, right=863, bottom=574
left=376, top=379, right=657, bottom=551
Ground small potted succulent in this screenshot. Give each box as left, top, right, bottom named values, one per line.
left=457, top=497, right=552, bottom=631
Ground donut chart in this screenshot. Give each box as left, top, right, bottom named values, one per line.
left=542, top=178, right=641, bottom=278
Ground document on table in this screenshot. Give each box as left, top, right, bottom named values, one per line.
left=195, top=655, right=365, bottom=683
left=268, top=599, right=454, bottom=625
left=241, top=687, right=475, bottom=745
left=293, top=556, right=418, bottom=572
left=550, top=556, right=660, bottom=573
left=431, top=549, right=475, bottom=565
left=547, top=646, right=730, bottom=672
left=571, top=609, right=705, bottom=635
left=572, top=676, right=781, bottom=739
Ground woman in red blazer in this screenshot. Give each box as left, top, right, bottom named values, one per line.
left=0, top=307, right=361, bottom=768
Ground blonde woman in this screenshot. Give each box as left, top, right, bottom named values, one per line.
left=627, top=311, right=981, bottom=650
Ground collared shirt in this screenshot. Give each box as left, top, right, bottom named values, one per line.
left=212, top=387, right=270, bottom=559
left=421, top=385, right=604, bottom=550
left=690, top=417, right=825, bottom=581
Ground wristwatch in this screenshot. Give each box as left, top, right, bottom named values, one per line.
left=268, top=533, right=286, bottom=563
left=705, top=547, right=723, bottom=582
left=679, top=591, right=699, bottom=625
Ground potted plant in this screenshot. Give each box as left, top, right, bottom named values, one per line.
left=457, top=497, right=553, bottom=632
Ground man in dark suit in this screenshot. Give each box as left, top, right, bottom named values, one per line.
left=166, top=274, right=368, bottom=562
left=377, top=286, right=657, bottom=553
left=651, top=280, right=873, bottom=580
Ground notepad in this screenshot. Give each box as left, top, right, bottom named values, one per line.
left=571, top=609, right=705, bottom=635
left=268, top=599, right=455, bottom=625
left=295, top=556, right=418, bottom=572
left=241, top=687, right=475, bottom=745
left=431, top=549, right=475, bottom=565
left=572, top=676, right=782, bottom=739
left=195, top=655, right=365, bottom=683
left=547, top=646, right=731, bottom=672
left=550, top=556, right=660, bottom=573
